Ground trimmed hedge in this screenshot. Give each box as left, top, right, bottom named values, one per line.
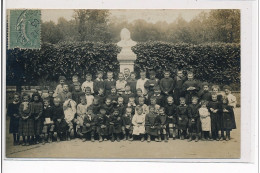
left=133, top=42, right=240, bottom=86
left=6, top=41, right=240, bottom=88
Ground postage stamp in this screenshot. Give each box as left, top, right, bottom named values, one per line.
left=8, top=9, right=41, bottom=49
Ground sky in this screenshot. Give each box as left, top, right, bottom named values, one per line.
left=41, top=9, right=211, bottom=24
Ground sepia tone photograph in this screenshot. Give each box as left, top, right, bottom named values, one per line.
left=5, top=9, right=240, bottom=159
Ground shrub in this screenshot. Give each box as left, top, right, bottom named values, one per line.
left=6, top=41, right=240, bottom=89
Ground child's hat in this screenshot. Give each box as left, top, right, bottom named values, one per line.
left=59, top=76, right=66, bottom=81
left=202, top=82, right=209, bottom=87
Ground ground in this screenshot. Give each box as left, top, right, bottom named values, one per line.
left=5, top=108, right=240, bottom=159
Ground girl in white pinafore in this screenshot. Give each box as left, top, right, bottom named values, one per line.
left=132, top=106, right=146, bottom=142
left=199, top=100, right=211, bottom=140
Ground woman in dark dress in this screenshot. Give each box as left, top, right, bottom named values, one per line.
left=7, top=93, right=21, bottom=145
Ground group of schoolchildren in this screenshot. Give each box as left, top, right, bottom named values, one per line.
left=7, top=68, right=237, bottom=146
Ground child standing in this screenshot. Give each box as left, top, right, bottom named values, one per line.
left=176, top=97, right=189, bottom=140
left=198, top=82, right=212, bottom=102
left=136, top=71, right=149, bottom=97
left=41, top=99, right=54, bottom=144
left=71, top=83, right=84, bottom=104
left=173, top=70, right=186, bottom=105
left=30, top=92, right=43, bottom=144
left=116, top=72, right=127, bottom=95
left=18, top=94, right=33, bottom=146
left=52, top=97, right=66, bottom=142
left=144, top=70, right=159, bottom=96
left=158, top=107, right=168, bottom=142
left=187, top=96, right=200, bottom=142
left=93, top=71, right=105, bottom=95
left=164, top=96, right=178, bottom=140
left=7, top=93, right=21, bottom=145
left=208, top=94, right=222, bottom=141
left=76, top=96, right=88, bottom=137
left=85, top=87, right=94, bottom=108
left=182, top=71, right=200, bottom=104
left=223, top=85, right=237, bottom=108
left=127, top=72, right=137, bottom=94
left=53, top=76, right=66, bottom=97
left=81, top=73, right=94, bottom=94
left=132, top=106, right=146, bottom=142
left=122, top=107, right=133, bottom=141
left=63, top=99, right=76, bottom=140
left=145, top=106, right=160, bottom=142
left=199, top=100, right=211, bottom=141
left=159, top=70, right=175, bottom=97
left=222, top=98, right=236, bottom=141
left=104, top=71, right=116, bottom=95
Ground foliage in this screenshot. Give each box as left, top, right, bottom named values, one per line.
left=6, top=42, right=240, bottom=89
left=132, top=42, right=240, bottom=86
left=6, top=42, right=120, bottom=85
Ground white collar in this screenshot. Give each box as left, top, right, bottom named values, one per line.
left=96, top=78, right=103, bottom=81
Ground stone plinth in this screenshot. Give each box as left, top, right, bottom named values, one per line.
left=117, top=28, right=137, bottom=72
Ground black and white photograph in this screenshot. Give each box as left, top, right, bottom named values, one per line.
left=5, top=9, right=242, bottom=159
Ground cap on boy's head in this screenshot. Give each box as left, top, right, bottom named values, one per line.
left=202, top=82, right=209, bottom=87
left=167, top=96, right=174, bottom=100
left=149, top=70, right=156, bottom=76
left=223, top=85, right=232, bottom=91
left=59, top=76, right=66, bottom=81
left=191, top=96, right=199, bottom=101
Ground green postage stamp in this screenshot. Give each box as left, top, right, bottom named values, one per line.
left=8, top=9, right=41, bottom=49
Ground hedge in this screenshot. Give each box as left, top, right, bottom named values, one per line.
left=6, top=41, right=240, bottom=89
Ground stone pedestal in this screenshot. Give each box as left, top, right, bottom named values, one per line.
left=117, top=28, right=137, bottom=72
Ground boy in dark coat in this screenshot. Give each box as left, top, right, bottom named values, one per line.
left=173, top=70, right=186, bottom=105
left=95, top=88, right=106, bottom=105
left=88, top=97, right=101, bottom=115
left=148, top=86, right=165, bottom=106
left=176, top=97, right=189, bottom=140
left=222, top=98, right=236, bottom=141
left=107, top=86, right=118, bottom=107
left=71, top=83, right=84, bottom=104
left=52, top=97, right=66, bottom=142
left=93, top=71, right=105, bottom=95
left=122, top=107, right=133, bottom=141
left=144, top=70, right=159, bottom=96
left=208, top=94, right=222, bottom=141
left=116, top=97, right=126, bottom=116
left=127, top=72, right=137, bottom=94
left=182, top=71, right=200, bottom=104
left=95, top=108, right=107, bottom=142
left=82, top=107, right=96, bottom=142
left=158, top=107, right=168, bottom=142
left=109, top=108, right=123, bottom=142
left=164, top=96, right=178, bottom=139
left=104, top=71, right=116, bottom=95
left=41, top=99, right=54, bottom=144
left=7, top=93, right=21, bottom=145
left=159, top=70, right=175, bottom=97
left=187, top=96, right=200, bottom=142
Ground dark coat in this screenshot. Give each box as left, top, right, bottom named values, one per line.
left=164, top=103, right=177, bottom=124
left=145, top=112, right=160, bottom=136
left=222, top=104, right=236, bottom=130
left=208, top=101, right=222, bottom=132
left=7, top=102, right=20, bottom=133
left=176, top=105, right=189, bottom=130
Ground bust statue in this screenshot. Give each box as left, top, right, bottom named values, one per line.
left=117, top=28, right=137, bottom=61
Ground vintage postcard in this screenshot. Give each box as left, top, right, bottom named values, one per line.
left=4, top=8, right=243, bottom=159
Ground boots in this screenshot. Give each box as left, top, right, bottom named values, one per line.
left=158, top=135, right=162, bottom=142
left=147, top=135, right=151, bottom=142
left=111, top=134, right=115, bottom=142
left=188, top=136, right=192, bottom=142
left=141, top=135, right=145, bottom=142
left=99, top=135, right=103, bottom=142
left=128, top=134, right=133, bottom=141
left=164, top=134, right=168, bottom=142
left=123, top=134, right=126, bottom=141
left=195, top=135, right=199, bottom=142
left=91, top=135, right=95, bottom=142
left=116, top=135, right=120, bottom=142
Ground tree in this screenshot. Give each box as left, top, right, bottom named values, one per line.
left=41, top=21, right=64, bottom=44
left=73, top=10, right=111, bottom=42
